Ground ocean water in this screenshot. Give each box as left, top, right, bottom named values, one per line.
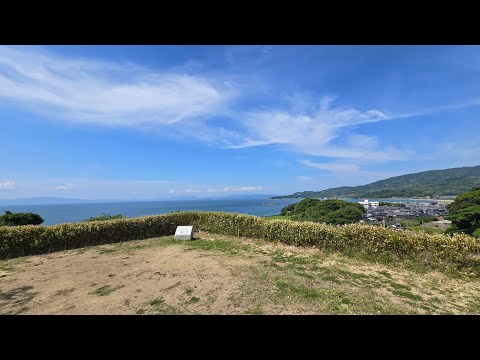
left=0, top=198, right=299, bottom=225
left=0, top=197, right=434, bottom=225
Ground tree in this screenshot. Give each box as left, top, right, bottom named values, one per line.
left=0, top=210, right=44, bottom=226
left=446, top=205, right=480, bottom=236
left=322, top=206, right=365, bottom=225
left=279, top=203, right=296, bottom=216
left=84, top=213, right=125, bottom=222
left=446, top=187, right=480, bottom=237
left=279, top=199, right=365, bottom=224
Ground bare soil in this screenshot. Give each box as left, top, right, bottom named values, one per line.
left=1, top=231, right=479, bottom=315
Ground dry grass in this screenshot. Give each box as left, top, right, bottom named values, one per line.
left=1, top=231, right=479, bottom=315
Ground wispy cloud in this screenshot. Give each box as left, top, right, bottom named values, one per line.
left=170, top=185, right=263, bottom=194
left=0, top=46, right=234, bottom=127
left=224, top=96, right=412, bottom=162
left=299, top=160, right=360, bottom=173
left=0, top=181, right=16, bottom=190
left=1, top=45, right=472, bottom=168
left=54, top=183, right=74, bottom=190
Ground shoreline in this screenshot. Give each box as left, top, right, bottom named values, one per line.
left=271, top=197, right=455, bottom=204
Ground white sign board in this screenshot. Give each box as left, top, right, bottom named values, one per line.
left=174, top=225, right=193, bottom=240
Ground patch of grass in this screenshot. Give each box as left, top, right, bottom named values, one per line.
left=189, top=296, right=200, bottom=304
left=273, top=278, right=356, bottom=313
left=268, top=249, right=321, bottom=274
left=55, top=288, right=75, bottom=296
left=94, top=236, right=180, bottom=256
left=275, top=279, right=322, bottom=300
left=295, top=271, right=315, bottom=279
left=245, top=306, right=263, bottom=315
left=185, top=288, right=193, bottom=295
left=136, top=309, right=145, bottom=314
left=185, top=238, right=251, bottom=256
left=440, top=310, right=456, bottom=315
left=390, top=282, right=412, bottom=291
left=92, top=284, right=125, bottom=297
left=150, top=298, right=165, bottom=306
left=378, top=270, right=393, bottom=279
left=0, top=261, right=10, bottom=270
left=321, top=274, right=342, bottom=284
left=98, top=249, right=117, bottom=254
left=336, top=268, right=369, bottom=281
left=392, top=289, right=423, bottom=301
left=0, top=262, right=14, bottom=277
left=149, top=297, right=180, bottom=315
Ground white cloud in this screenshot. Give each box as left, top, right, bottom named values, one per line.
left=54, top=183, right=74, bottom=190
left=184, top=188, right=202, bottom=193
left=5, top=46, right=466, bottom=166
left=233, top=186, right=263, bottom=191
left=0, top=181, right=16, bottom=190
left=299, top=160, right=360, bottom=173
left=0, top=46, right=413, bottom=164
left=172, top=185, right=263, bottom=194
left=222, top=96, right=411, bottom=162
left=0, top=46, right=233, bottom=128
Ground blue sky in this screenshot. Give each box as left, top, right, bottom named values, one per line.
left=0, top=45, right=479, bottom=200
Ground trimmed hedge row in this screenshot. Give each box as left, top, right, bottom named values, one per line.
left=1, top=211, right=479, bottom=275
left=193, top=212, right=480, bottom=275
left=0, top=212, right=199, bottom=259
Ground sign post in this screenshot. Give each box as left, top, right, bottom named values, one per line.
left=174, top=226, right=193, bottom=240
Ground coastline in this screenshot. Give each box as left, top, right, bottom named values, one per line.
left=406, top=198, right=454, bottom=204
left=270, top=196, right=455, bottom=204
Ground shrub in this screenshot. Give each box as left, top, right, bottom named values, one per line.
left=447, top=187, right=480, bottom=235
left=1, top=211, right=479, bottom=275
left=279, top=199, right=365, bottom=224
left=0, top=211, right=44, bottom=226
left=84, top=213, right=126, bottom=222
left=191, top=212, right=480, bottom=275
left=0, top=212, right=199, bottom=259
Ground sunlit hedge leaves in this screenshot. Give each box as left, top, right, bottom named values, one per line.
left=1, top=211, right=479, bottom=275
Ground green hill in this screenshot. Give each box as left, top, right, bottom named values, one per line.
left=272, top=165, right=480, bottom=199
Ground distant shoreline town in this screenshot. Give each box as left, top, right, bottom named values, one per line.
left=356, top=199, right=449, bottom=228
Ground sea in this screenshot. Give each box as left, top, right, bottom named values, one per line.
left=0, top=197, right=433, bottom=226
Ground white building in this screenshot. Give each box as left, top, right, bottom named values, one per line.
left=359, top=199, right=369, bottom=209
left=358, top=199, right=379, bottom=209
left=370, top=201, right=379, bottom=208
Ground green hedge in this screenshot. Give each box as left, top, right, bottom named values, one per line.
left=1, top=211, right=479, bottom=275
left=193, top=212, right=480, bottom=275
left=0, top=212, right=199, bottom=259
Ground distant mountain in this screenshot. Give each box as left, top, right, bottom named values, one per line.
left=271, top=165, right=480, bottom=199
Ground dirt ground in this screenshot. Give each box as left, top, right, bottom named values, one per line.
left=1, top=231, right=480, bottom=315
